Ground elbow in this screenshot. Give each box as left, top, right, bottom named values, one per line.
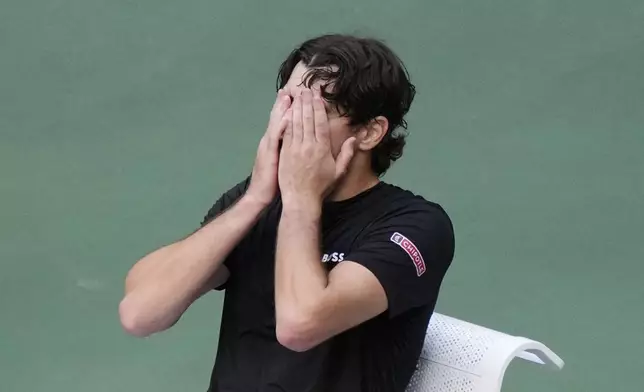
left=275, top=312, right=321, bottom=352
left=118, top=296, right=158, bottom=338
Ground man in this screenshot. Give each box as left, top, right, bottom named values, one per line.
left=119, top=34, right=455, bottom=392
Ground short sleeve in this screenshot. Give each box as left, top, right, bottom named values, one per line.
left=200, top=176, right=251, bottom=227
left=345, top=202, right=455, bottom=318
left=199, top=176, right=251, bottom=288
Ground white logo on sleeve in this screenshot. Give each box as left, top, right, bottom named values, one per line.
left=322, top=252, right=345, bottom=263
left=390, top=232, right=426, bottom=276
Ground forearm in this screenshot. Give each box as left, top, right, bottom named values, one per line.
left=275, top=201, right=329, bottom=344
left=120, top=195, right=266, bottom=336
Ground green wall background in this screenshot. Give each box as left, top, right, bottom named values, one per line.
left=1, top=0, right=643, bottom=391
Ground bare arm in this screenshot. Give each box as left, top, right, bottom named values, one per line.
left=119, top=195, right=266, bottom=337
left=119, top=89, right=291, bottom=337
left=274, top=89, right=454, bottom=352
left=274, top=89, right=386, bottom=351
left=274, top=204, right=387, bottom=352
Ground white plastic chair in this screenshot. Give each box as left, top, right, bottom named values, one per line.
left=406, top=313, right=564, bottom=392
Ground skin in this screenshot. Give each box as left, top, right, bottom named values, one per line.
left=274, top=69, right=392, bottom=351
left=281, top=63, right=388, bottom=202
left=118, top=89, right=291, bottom=336
left=120, top=62, right=393, bottom=352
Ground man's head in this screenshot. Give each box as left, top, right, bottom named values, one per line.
left=276, top=34, right=416, bottom=177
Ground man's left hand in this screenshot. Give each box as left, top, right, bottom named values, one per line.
left=278, top=88, right=356, bottom=208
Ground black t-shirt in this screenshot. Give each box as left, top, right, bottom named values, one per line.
left=201, top=178, right=455, bottom=392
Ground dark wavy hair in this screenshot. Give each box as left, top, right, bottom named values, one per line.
left=276, top=34, right=416, bottom=176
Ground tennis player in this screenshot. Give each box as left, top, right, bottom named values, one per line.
left=120, top=34, right=455, bottom=392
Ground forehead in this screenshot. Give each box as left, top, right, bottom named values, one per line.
left=284, top=62, right=338, bottom=114
left=284, top=62, right=330, bottom=94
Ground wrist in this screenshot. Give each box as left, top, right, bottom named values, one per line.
left=239, top=193, right=271, bottom=213
left=281, top=196, right=322, bottom=220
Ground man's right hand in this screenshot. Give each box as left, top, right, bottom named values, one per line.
left=246, top=89, right=292, bottom=206
left=119, top=90, right=293, bottom=338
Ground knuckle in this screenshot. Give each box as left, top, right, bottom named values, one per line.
left=302, top=144, right=315, bottom=155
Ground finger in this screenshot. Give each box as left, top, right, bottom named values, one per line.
left=272, top=90, right=291, bottom=116
left=282, top=86, right=294, bottom=99
left=291, top=94, right=303, bottom=144
left=271, top=95, right=291, bottom=132
left=335, top=137, right=357, bottom=180
left=312, top=89, right=330, bottom=145
left=301, top=89, right=315, bottom=143
left=282, top=108, right=294, bottom=147
left=270, top=89, right=291, bottom=119
left=266, top=93, right=290, bottom=145
left=270, top=89, right=285, bottom=113
left=267, top=113, right=290, bottom=152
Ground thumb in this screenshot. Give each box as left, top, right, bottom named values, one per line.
left=335, top=137, right=357, bottom=180
left=267, top=114, right=290, bottom=152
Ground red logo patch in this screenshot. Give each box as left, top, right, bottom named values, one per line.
left=390, top=232, right=426, bottom=276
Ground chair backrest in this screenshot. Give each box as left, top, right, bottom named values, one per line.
left=405, top=313, right=564, bottom=392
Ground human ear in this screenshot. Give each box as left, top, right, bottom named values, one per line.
left=355, top=116, right=389, bottom=151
